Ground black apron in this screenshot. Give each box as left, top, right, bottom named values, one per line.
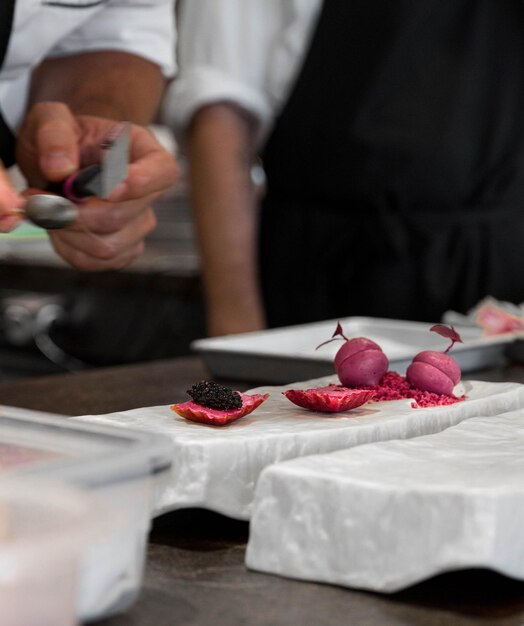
left=260, top=0, right=524, bottom=326
left=0, top=0, right=17, bottom=166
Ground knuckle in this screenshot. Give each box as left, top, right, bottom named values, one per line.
left=97, top=207, right=127, bottom=233
left=114, top=243, right=144, bottom=270
left=144, top=209, right=157, bottom=234
left=58, top=248, right=93, bottom=272
left=91, top=238, right=118, bottom=261
left=133, top=240, right=145, bottom=258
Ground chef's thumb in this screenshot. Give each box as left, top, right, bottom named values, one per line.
left=33, top=102, right=79, bottom=181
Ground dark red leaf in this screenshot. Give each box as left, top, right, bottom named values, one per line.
left=316, top=321, right=349, bottom=350
left=430, top=324, right=463, bottom=353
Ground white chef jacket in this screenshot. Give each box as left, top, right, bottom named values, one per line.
left=1, top=0, right=176, bottom=131
left=164, top=0, right=322, bottom=145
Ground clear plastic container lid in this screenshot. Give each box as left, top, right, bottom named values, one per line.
left=0, top=407, right=174, bottom=623
left=0, top=406, right=173, bottom=488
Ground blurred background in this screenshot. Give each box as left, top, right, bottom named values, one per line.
left=0, top=126, right=205, bottom=380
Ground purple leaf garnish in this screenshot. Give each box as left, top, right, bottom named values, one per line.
left=430, top=324, right=463, bottom=353
left=316, top=321, right=349, bottom=350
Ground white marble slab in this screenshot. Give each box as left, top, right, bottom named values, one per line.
left=246, top=410, right=524, bottom=591
left=76, top=377, right=524, bottom=520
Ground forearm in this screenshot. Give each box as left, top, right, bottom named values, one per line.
left=28, top=51, right=165, bottom=124
left=187, top=103, right=266, bottom=336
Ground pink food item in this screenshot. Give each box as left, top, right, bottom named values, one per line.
left=405, top=324, right=463, bottom=396
left=406, top=350, right=461, bottom=396
left=362, top=371, right=465, bottom=408
left=171, top=391, right=269, bottom=426
left=335, top=337, right=389, bottom=387
left=283, top=385, right=375, bottom=413
left=476, top=302, right=524, bottom=335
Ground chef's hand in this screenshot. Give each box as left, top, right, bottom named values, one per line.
left=0, top=163, right=24, bottom=232
left=16, top=102, right=179, bottom=271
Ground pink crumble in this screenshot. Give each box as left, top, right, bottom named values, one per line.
left=358, top=371, right=465, bottom=409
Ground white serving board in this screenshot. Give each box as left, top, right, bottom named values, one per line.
left=192, top=317, right=513, bottom=383
left=76, top=377, right=524, bottom=520
left=246, top=410, right=524, bottom=592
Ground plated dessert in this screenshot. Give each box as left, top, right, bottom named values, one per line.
left=172, top=324, right=465, bottom=425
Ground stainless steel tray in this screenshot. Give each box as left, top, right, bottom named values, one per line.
left=191, top=317, right=515, bottom=384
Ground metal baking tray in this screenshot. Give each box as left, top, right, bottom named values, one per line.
left=192, top=317, right=515, bottom=384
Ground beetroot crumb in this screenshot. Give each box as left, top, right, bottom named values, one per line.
left=356, top=371, right=465, bottom=408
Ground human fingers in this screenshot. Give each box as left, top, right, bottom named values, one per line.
left=63, top=192, right=160, bottom=236
left=48, top=205, right=157, bottom=271
left=17, top=102, right=80, bottom=185
left=51, top=236, right=146, bottom=272
left=0, top=162, right=24, bottom=232
left=108, top=126, right=178, bottom=202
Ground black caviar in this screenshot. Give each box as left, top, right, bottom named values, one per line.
left=187, top=381, right=242, bottom=410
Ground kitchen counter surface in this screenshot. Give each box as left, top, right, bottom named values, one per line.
left=0, top=357, right=523, bottom=626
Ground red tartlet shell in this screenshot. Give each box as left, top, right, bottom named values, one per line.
left=283, top=385, right=375, bottom=413
left=171, top=391, right=269, bottom=426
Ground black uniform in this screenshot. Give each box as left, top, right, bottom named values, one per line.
left=261, top=0, right=524, bottom=326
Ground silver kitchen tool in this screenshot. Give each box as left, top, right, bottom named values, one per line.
left=24, top=194, right=79, bottom=230
left=23, top=122, right=130, bottom=230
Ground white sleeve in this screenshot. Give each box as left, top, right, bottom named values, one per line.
left=163, top=0, right=322, bottom=145
left=48, top=1, right=177, bottom=78
left=163, top=0, right=284, bottom=141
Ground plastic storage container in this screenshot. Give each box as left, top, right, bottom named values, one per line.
left=0, top=478, right=95, bottom=626
left=0, top=407, right=174, bottom=622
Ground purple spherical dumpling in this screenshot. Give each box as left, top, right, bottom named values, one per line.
left=406, top=350, right=461, bottom=395
left=334, top=337, right=382, bottom=370
left=413, top=350, right=461, bottom=384
left=335, top=337, right=388, bottom=387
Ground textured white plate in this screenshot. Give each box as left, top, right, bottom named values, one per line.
left=192, top=317, right=513, bottom=383
left=246, top=410, right=524, bottom=591
left=76, top=377, right=524, bottom=520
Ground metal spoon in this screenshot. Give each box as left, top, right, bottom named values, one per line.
left=24, top=194, right=78, bottom=229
